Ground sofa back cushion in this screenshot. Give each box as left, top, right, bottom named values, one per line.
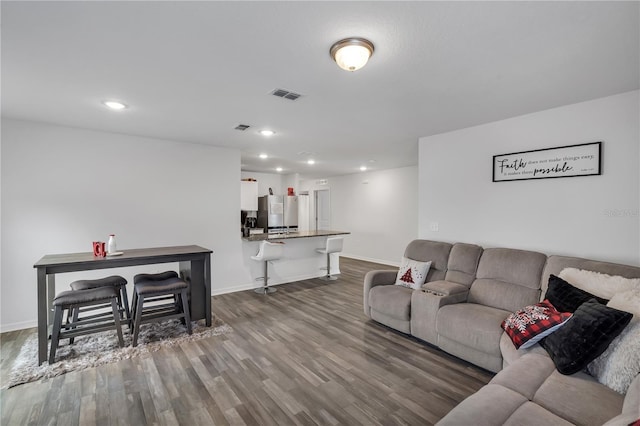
left=445, top=243, right=483, bottom=286
left=404, top=240, right=452, bottom=282
left=469, top=248, right=547, bottom=312
left=541, top=255, right=640, bottom=298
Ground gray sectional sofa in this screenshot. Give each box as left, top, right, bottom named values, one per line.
left=363, top=240, right=640, bottom=425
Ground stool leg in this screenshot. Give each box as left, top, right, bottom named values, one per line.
left=320, top=253, right=338, bottom=281
left=129, top=291, right=138, bottom=332
left=69, top=306, right=80, bottom=344
left=120, top=285, right=131, bottom=327
left=180, top=289, right=192, bottom=335
left=132, top=295, right=144, bottom=347
left=254, top=260, right=276, bottom=294
left=111, top=298, right=125, bottom=347
left=49, top=306, right=64, bottom=364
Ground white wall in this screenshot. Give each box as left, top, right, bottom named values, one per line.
left=1, top=119, right=251, bottom=331
left=301, top=166, right=419, bottom=265
left=419, top=90, right=640, bottom=266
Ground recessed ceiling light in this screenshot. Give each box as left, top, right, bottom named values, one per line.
left=307, top=159, right=315, bottom=165
left=102, top=100, right=127, bottom=110
left=259, top=153, right=268, bottom=159
left=259, top=130, right=275, bottom=136
left=276, top=167, right=283, bottom=172
left=360, top=166, right=367, bottom=171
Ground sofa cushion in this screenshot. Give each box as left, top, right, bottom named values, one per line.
left=394, top=257, right=431, bottom=289
left=500, top=331, right=549, bottom=368
left=470, top=248, right=547, bottom=312
left=501, top=300, right=572, bottom=349
left=558, top=268, right=640, bottom=300
left=503, top=402, right=574, bottom=426
left=540, top=299, right=632, bottom=375
left=491, top=353, right=557, bottom=400
left=437, top=303, right=511, bottom=357
left=444, top=243, right=482, bottom=286
left=368, top=285, right=412, bottom=321
left=436, top=384, right=528, bottom=426
left=588, top=319, right=640, bottom=394
left=404, top=240, right=451, bottom=282
left=541, top=255, right=640, bottom=297
left=545, top=274, right=608, bottom=312
left=533, top=368, right=624, bottom=425
left=608, top=286, right=640, bottom=316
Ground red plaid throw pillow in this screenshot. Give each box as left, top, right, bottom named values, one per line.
left=501, top=299, right=573, bottom=349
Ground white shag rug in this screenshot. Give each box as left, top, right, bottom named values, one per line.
left=5, top=317, right=232, bottom=389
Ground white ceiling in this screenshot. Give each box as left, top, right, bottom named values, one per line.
left=2, top=1, right=638, bottom=179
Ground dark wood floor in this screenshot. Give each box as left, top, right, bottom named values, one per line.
left=0, top=258, right=493, bottom=425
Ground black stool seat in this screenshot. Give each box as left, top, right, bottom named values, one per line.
left=69, top=275, right=127, bottom=290
left=54, top=287, right=117, bottom=305
left=135, top=277, right=188, bottom=295
left=130, top=271, right=192, bottom=347
left=49, top=287, right=124, bottom=364
left=134, top=271, right=179, bottom=283
left=68, top=275, right=130, bottom=337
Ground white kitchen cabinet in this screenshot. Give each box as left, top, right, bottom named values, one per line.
left=240, top=181, right=258, bottom=211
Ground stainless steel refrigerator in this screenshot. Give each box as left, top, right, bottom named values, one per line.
left=257, top=195, right=298, bottom=233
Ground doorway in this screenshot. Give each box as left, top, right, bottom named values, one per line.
left=315, top=189, right=331, bottom=230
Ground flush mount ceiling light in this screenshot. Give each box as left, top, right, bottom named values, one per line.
left=102, top=100, right=127, bottom=110
left=259, top=130, right=275, bottom=136
left=330, top=38, right=374, bottom=72
left=307, top=159, right=315, bottom=165
left=360, top=166, right=367, bottom=171
left=259, top=153, right=268, bottom=159
left=276, top=167, right=283, bottom=172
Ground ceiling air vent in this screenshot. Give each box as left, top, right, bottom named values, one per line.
left=271, top=88, right=302, bottom=101
left=235, top=124, right=250, bottom=131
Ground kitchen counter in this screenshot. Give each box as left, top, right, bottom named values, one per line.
left=241, top=230, right=350, bottom=242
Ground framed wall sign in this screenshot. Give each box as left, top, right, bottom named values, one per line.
left=493, top=142, right=602, bottom=182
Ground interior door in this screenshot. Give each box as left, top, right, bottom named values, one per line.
left=315, top=189, right=331, bottom=230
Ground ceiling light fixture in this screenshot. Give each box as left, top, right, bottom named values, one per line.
left=259, top=130, right=275, bottom=136
left=360, top=166, right=367, bottom=171
left=330, top=38, right=374, bottom=72
left=307, top=159, right=315, bottom=165
left=259, top=153, right=268, bottom=159
left=276, top=167, right=283, bottom=172
left=102, top=100, right=127, bottom=110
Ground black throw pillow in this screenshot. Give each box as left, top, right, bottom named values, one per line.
left=544, top=275, right=608, bottom=313
left=540, top=299, right=632, bottom=375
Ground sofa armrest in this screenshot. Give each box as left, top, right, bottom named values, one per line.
left=411, top=288, right=469, bottom=345
left=363, top=270, right=397, bottom=317
left=422, top=280, right=469, bottom=296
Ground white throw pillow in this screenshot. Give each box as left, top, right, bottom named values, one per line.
left=607, top=287, right=640, bottom=317
left=558, top=268, right=640, bottom=300
left=395, top=258, right=431, bottom=290
left=587, top=318, right=640, bottom=394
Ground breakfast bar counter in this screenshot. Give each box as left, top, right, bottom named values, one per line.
left=241, top=230, right=350, bottom=290
left=241, top=229, right=349, bottom=242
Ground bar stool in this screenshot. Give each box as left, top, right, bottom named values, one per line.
left=130, top=271, right=191, bottom=347
left=316, top=236, right=344, bottom=281
left=49, top=287, right=124, bottom=364
left=251, top=241, right=284, bottom=294
left=69, top=275, right=130, bottom=332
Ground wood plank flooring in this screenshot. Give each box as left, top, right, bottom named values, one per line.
left=0, top=258, right=493, bottom=425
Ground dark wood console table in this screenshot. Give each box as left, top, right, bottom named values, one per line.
left=34, top=245, right=212, bottom=365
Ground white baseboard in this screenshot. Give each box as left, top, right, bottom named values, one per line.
left=1, top=320, right=37, bottom=333
left=211, top=271, right=329, bottom=296
left=339, top=253, right=399, bottom=267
